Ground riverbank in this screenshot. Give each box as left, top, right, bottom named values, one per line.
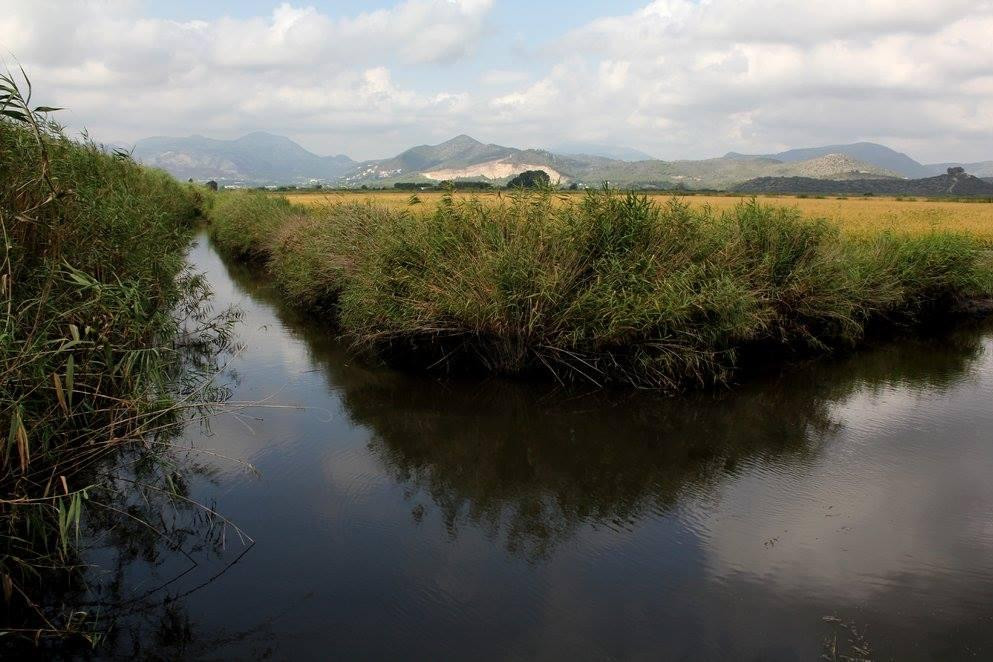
left=1, top=77, right=225, bottom=645
left=208, top=188, right=993, bottom=389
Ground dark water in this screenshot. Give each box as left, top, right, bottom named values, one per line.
left=90, top=233, right=993, bottom=660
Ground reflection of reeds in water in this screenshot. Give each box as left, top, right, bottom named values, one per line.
left=357, top=327, right=985, bottom=559
left=822, top=615, right=874, bottom=661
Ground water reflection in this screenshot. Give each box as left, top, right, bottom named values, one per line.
left=280, top=287, right=986, bottom=561
left=89, top=235, right=993, bottom=660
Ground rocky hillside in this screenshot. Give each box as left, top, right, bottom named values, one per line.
left=770, top=153, right=900, bottom=179
left=340, top=135, right=605, bottom=186
left=339, top=137, right=900, bottom=189
left=926, top=161, right=993, bottom=177
left=728, top=142, right=933, bottom=178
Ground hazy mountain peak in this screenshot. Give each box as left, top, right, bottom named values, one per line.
left=443, top=134, right=484, bottom=147
left=132, top=132, right=354, bottom=184
left=236, top=131, right=290, bottom=142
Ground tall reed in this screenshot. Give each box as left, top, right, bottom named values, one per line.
left=208, top=187, right=992, bottom=389
left=1, top=70, right=230, bottom=646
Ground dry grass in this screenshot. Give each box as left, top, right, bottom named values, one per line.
left=284, top=190, right=993, bottom=241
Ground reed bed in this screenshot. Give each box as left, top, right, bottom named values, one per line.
left=209, top=188, right=993, bottom=389
left=284, top=190, right=993, bottom=242
left=1, top=72, right=227, bottom=646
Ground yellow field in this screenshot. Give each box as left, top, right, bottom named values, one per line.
left=283, top=190, right=993, bottom=241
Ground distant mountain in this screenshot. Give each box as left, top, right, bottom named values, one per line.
left=340, top=135, right=596, bottom=185
left=924, top=161, right=993, bottom=177
left=552, top=153, right=898, bottom=190
left=734, top=168, right=993, bottom=197
left=348, top=135, right=513, bottom=177
left=340, top=136, right=899, bottom=189
left=771, top=153, right=901, bottom=179
left=549, top=142, right=657, bottom=162
left=727, top=142, right=931, bottom=179
left=129, top=130, right=985, bottom=192
left=131, top=132, right=355, bottom=184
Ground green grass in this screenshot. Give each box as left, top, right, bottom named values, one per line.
left=268, top=203, right=384, bottom=310
left=208, top=190, right=291, bottom=259
left=1, top=72, right=227, bottom=645
left=208, top=188, right=993, bottom=390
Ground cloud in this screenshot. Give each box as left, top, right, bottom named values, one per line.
left=0, top=1, right=492, bottom=155
left=1, top=0, right=992, bottom=162
left=499, top=0, right=993, bottom=160
left=209, top=1, right=494, bottom=69
left=480, top=69, right=530, bottom=86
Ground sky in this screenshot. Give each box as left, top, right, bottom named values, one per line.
left=2, top=0, right=992, bottom=162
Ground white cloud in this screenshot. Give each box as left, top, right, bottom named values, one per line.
left=0, top=1, right=492, bottom=156
left=514, top=0, right=993, bottom=160
left=480, top=69, right=530, bottom=86
left=1, top=0, right=992, bottom=162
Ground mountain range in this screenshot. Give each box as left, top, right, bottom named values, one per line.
left=132, top=132, right=355, bottom=183
left=725, top=143, right=933, bottom=178
left=128, top=132, right=992, bottom=191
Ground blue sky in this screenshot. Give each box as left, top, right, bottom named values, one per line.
left=151, top=0, right=639, bottom=22
left=3, top=1, right=992, bottom=162
left=148, top=1, right=647, bottom=34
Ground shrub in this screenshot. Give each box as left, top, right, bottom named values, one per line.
left=336, top=192, right=991, bottom=387
left=506, top=169, right=551, bottom=189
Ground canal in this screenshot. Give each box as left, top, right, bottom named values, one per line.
left=89, top=233, right=993, bottom=659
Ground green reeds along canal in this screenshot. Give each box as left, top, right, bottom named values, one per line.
left=82, top=231, right=993, bottom=659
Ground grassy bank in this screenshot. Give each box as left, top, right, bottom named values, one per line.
left=208, top=188, right=993, bottom=389
left=1, top=74, right=222, bottom=644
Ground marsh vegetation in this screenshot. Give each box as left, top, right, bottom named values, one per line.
left=285, top=189, right=993, bottom=242
left=209, top=188, right=993, bottom=389
left=1, top=71, right=236, bottom=647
